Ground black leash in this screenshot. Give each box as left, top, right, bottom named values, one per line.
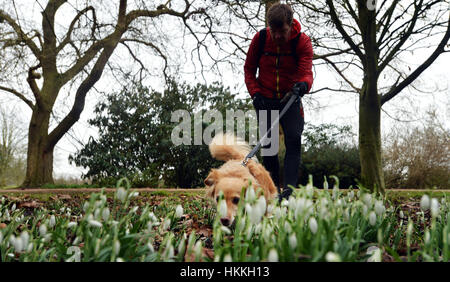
left=242, top=91, right=299, bottom=167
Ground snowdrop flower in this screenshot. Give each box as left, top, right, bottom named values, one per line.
left=130, top=191, right=139, bottom=198
left=88, top=220, right=103, bottom=228
left=162, top=218, right=171, bottom=230
left=102, top=208, right=110, bottom=222
left=68, top=222, right=77, bottom=229
left=49, top=215, right=56, bottom=228
left=399, top=210, right=404, bottom=219
left=348, top=190, right=355, bottom=200
left=116, top=187, right=127, bottom=202
left=424, top=230, right=430, bottom=244
left=147, top=242, right=155, bottom=253
left=366, top=246, right=382, bottom=262
left=11, top=203, right=16, bottom=212
left=267, top=204, right=274, bottom=214
left=323, top=177, right=329, bottom=190
left=194, top=241, right=202, bottom=258
left=430, top=198, right=440, bottom=217
left=281, top=199, right=289, bottom=207
left=363, top=194, right=372, bottom=207
left=369, top=211, right=377, bottom=226
left=325, top=252, right=341, bottom=262
left=11, top=235, right=23, bottom=252
left=289, top=233, right=297, bottom=249
left=94, top=208, right=101, bottom=219
left=374, top=201, right=385, bottom=216
left=27, top=243, right=34, bottom=253
left=249, top=205, right=263, bottom=225
left=420, top=195, right=430, bottom=211
left=306, top=182, right=314, bottom=197
left=223, top=254, right=233, bottom=262
left=245, top=188, right=256, bottom=202
left=113, top=240, right=121, bottom=256
left=175, top=205, right=183, bottom=218
left=218, top=200, right=227, bottom=218
left=309, top=217, right=318, bottom=234
left=20, top=231, right=29, bottom=248
left=83, top=202, right=90, bottom=212
left=268, top=249, right=278, bottom=262
left=362, top=205, right=368, bottom=216
left=257, top=196, right=267, bottom=214
left=116, top=258, right=124, bottom=262
left=221, top=226, right=231, bottom=235
left=284, top=221, right=292, bottom=233
left=130, top=206, right=138, bottom=214
left=39, top=224, right=47, bottom=236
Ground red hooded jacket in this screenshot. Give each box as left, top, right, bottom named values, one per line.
left=244, top=19, right=314, bottom=99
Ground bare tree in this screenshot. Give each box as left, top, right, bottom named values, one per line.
left=0, top=0, right=209, bottom=187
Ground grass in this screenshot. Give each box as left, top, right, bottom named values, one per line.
left=0, top=181, right=449, bottom=262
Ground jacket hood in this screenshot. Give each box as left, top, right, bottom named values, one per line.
left=289, top=19, right=302, bottom=40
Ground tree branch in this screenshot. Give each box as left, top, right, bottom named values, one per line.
left=0, top=85, right=34, bottom=110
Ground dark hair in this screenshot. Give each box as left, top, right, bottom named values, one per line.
left=267, top=3, right=294, bottom=28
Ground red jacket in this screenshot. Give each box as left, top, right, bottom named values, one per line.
left=244, top=19, right=314, bottom=99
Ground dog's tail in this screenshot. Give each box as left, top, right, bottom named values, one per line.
left=209, top=132, right=252, bottom=162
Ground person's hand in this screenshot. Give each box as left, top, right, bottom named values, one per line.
left=252, top=92, right=265, bottom=109
left=292, top=82, right=308, bottom=97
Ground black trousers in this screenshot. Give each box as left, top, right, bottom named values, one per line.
left=253, top=95, right=304, bottom=191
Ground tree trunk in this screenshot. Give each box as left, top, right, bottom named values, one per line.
left=359, top=81, right=385, bottom=194
left=21, top=109, right=54, bottom=187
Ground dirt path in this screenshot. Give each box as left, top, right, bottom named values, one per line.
left=0, top=188, right=447, bottom=194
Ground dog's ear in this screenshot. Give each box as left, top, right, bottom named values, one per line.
left=204, top=169, right=218, bottom=186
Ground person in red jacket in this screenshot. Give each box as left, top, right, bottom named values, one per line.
left=244, top=3, right=313, bottom=201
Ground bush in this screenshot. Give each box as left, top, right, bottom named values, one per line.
left=383, top=110, right=449, bottom=189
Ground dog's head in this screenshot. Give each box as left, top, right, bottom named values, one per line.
left=205, top=170, right=251, bottom=226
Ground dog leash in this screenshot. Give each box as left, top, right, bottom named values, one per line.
left=242, top=91, right=300, bottom=167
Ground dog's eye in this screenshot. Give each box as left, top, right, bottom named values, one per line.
left=216, top=196, right=220, bottom=203
left=232, top=197, right=240, bottom=205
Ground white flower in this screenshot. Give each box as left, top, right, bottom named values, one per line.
left=194, top=241, right=202, bottom=258
left=257, top=196, right=267, bottom=215
left=348, top=190, right=355, bottom=200
left=11, top=235, right=23, bottom=252
left=420, top=195, right=430, bottom=211
left=49, top=215, right=56, bottom=228
left=325, top=252, right=341, bottom=262
left=88, top=220, right=103, bottom=228
left=363, top=194, right=372, bottom=206
left=289, top=233, right=297, bottom=249
left=147, top=242, right=155, bottom=253
left=323, top=177, right=329, bottom=190
left=369, top=211, right=377, bottom=226
left=11, top=203, right=16, bottom=212
left=309, top=217, right=318, bottom=234
left=249, top=204, right=263, bottom=225
left=267, top=249, right=278, bottom=262
left=284, top=222, right=292, bottom=233
left=366, top=246, right=382, bottom=262
left=221, top=226, right=232, bottom=235
left=162, top=218, right=171, bottom=230
left=245, top=188, right=256, bottom=202
left=27, top=243, right=33, bottom=253
left=430, top=198, right=440, bottom=217
left=39, top=224, right=47, bottom=236
left=102, top=208, right=110, bottom=222
left=399, top=210, right=404, bottom=219
left=83, top=202, right=90, bottom=212
left=68, top=222, right=77, bottom=229
left=113, top=240, right=121, bottom=256
left=218, top=200, right=228, bottom=218
left=116, top=187, right=127, bottom=202
left=20, top=231, right=29, bottom=248
left=116, top=257, right=124, bottom=262
left=281, top=199, right=289, bottom=207
left=175, top=205, right=184, bottom=218
left=374, top=200, right=385, bottom=216
left=130, top=206, right=138, bottom=213
left=130, top=191, right=139, bottom=198
left=424, top=230, right=430, bottom=244
left=223, top=254, right=233, bottom=262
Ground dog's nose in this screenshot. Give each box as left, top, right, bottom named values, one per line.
left=220, top=218, right=230, bottom=226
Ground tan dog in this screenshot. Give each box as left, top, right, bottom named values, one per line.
left=204, top=133, right=278, bottom=226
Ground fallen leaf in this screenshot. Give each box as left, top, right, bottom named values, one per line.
left=0, top=223, right=7, bottom=229
left=58, top=194, right=72, bottom=200
left=19, top=201, right=42, bottom=208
